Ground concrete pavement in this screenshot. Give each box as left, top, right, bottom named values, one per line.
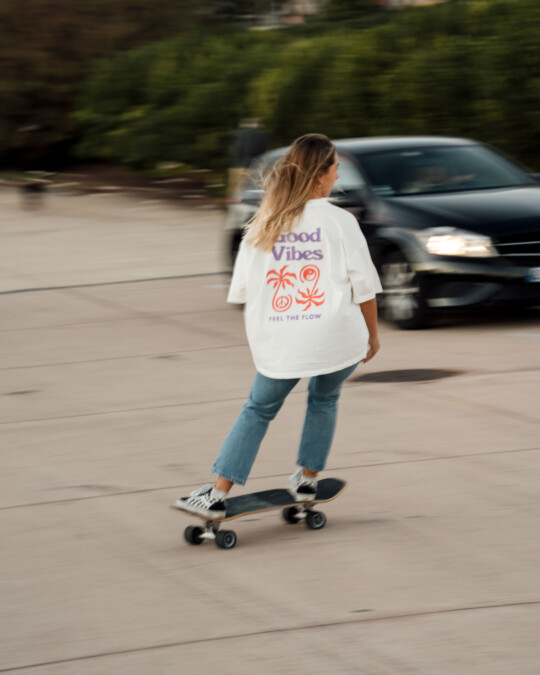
left=1, top=186, right=539, bottom=673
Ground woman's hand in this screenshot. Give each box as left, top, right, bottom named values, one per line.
left=359, top=299, right=379, bottom=364
left=362, top=336, right=380, bottom=364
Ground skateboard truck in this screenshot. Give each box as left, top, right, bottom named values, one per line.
left=183, top=505, right=327, bottom=550
left=282, top=504, right=327, bottom=529
left=184, top=520, right=237, bottom=550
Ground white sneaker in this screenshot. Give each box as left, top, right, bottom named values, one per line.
left=288, top=468, right=317, bottom=502
left=175, top=484, right=227, bottom=518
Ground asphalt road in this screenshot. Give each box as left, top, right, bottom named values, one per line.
left=1, top=186, right=540, bottom=673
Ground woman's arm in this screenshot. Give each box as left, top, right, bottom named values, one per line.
left=359, top=298, right=380, bottom=363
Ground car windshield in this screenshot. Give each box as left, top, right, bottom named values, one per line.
left=244, top=151, right=364, bottom=194
left=333, top=155, right=365, bottom=194
left=243, top=150, right=285, bottom=191
left=355, top=145, right=533, bottom=197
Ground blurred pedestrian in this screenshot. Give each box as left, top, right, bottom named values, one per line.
left=177, top=133, right=382, bottom=517
left=227, top=118, right=270, bottom=197
left=20, top=174, right=48, bottom=209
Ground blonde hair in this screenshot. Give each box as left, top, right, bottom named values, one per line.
left=246, top=133, right=336, bottom=253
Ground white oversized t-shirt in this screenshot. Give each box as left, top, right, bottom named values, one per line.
left=227, top=198, right=382, bottom=379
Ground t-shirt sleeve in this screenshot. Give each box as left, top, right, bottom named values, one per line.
left=227, top=238, right=248, bottom=304
left=341, top=213, right=383, bottom=304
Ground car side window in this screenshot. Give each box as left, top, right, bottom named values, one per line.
left=332, top=154, right=365, bottom=196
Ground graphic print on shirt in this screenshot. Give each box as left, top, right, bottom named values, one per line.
left=266, top=266, right=297, bottom=312
left=296, top=265, right=325, bottom=311
left=266, top=264, right=325, bottom=314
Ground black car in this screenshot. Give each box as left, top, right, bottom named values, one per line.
left=225, top=136, right=540, bottom=328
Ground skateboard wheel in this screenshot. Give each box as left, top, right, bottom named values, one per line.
left=305, top=510, right=326, bottom=530
left=184, top=525, right=204, bottom=545
left=282, top=506, right=301, bottom=524
left=215, top=530, right=237, bottom=549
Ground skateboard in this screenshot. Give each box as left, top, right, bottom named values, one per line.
left=170, top=478, right=346, bottom=549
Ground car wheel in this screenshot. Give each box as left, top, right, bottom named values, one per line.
left=380, top=250, right=428, bottom=329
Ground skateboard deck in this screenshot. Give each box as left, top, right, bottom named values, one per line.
left=170, top=478, right=346, bottom=549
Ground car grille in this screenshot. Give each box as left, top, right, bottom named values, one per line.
left=494, top=232, right=540, bottom=268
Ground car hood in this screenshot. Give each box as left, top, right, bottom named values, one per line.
left=387, top=186, right=540, bottom=238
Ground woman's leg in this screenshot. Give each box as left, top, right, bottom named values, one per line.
left=296, top=363, right=359, bottom=474
left=212, top=372, right=300, bottom=486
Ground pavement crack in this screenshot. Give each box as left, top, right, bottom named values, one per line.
left=0, top=395, right=251, bottom=426
left=1, top=445, right=537, bottom=511
left=0, top=343, right=247, bottom=371
left=0, top=271, right=229, bottom=296
left=1, top=600, right=538, bottom=672
left=419, top=389, right=540, bottom=427
left=0, top=308, right=237, bottom=335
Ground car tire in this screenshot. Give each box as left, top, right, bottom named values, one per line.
left=380, top=250, right=428, bottom=329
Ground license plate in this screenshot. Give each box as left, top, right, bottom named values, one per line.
left=526, top=267, right=540, bottom=282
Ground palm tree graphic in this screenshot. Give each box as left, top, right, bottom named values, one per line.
left=266, top=266, right=297, bottom=312
left=296, top=286, right=325, bottom=311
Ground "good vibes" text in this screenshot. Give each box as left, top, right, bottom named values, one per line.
left=272, top=228, right=323, bottom=261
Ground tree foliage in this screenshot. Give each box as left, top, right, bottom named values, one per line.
left=3, top=0, right=540, bottom=171
left=71, top=0, right=540, bottom=172
left=0, top=0, right=199, bottom=166
left=321, top=0, right=381, bottom=22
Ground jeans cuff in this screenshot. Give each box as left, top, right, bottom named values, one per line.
left=297, top=460, right=325, bottom=473
left=211, top=466, right=247, bottom=486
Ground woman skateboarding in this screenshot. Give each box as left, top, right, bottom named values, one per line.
left=176, top=133, right=382, bottom=519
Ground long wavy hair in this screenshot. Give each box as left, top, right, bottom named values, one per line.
left=246, top=133, right=336, bottom=253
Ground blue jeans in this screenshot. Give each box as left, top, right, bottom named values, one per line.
left=212, top=363, right=358, bottom=486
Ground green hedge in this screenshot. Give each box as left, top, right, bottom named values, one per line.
left=0, top=0, right=204, bottom=167
left=74, top=0, right=540, bottom=171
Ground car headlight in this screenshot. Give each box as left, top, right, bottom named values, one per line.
left=416, top=228, right=498, bottom=258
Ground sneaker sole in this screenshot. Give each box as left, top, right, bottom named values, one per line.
left=174, top=499, right=226, bottom=519
left=287, top=488, right=316, bottom=503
